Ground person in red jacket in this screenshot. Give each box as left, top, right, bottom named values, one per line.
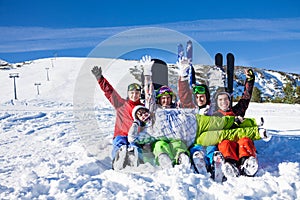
left=91, top=66, right=144, bottom=170
left=213, top=68, right=258, bottom=177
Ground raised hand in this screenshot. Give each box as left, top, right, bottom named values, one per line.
left=245, top=69, right=255, bottom=81
left=140, top=55, right=154, bottom=76
left=176, top=56, right=190, bottom=78
left=91, top=66, right=102, bottom=80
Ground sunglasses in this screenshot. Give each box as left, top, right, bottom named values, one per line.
left=193, top=85, right=206, bottom=94
left=128, top=83, right=141, bottom=91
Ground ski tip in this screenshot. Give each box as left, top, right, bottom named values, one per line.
left=215, top=53, right=222, bottom=57
left=226, top=53, right=234, bottom=58
left=215, top=53, right=223, bottom=66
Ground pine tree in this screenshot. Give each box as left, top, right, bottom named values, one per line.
left=295, top=86, right=300, bottom=104
left=283, top=82, right=295, bottom=104
left=251, top=86, right=262, bottom=102
left=296, top=86, right=300, bottom=96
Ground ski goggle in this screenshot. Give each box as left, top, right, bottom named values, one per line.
left=156, top=86, right=174, bottom=99
left=193, top=85, right=207, bottom=94
left=128, top=83, right=141, bottom=91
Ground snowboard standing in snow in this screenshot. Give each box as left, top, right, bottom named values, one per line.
left=141, top=58, right=168, bottom=103
left=141, top=58, right=168, bottom=91
left=151, top=59, right=168, bottom=90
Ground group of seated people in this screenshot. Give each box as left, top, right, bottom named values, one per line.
left=91, top=55, right=268, bottom=182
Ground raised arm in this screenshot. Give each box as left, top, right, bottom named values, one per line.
left=177, top=57, right=195, bottom=108
left=91, top=66, right=124, bottom=108
left=140, top=55, right=156, bottom=113
left=232, top=69, right=255, bottom=117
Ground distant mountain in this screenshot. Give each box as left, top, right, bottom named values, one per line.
left=0, top=58, right=10, bottom=69
left=166, top=64, right=300, bottom=101
left=233, top=66, right=300, bottom=100
left=0, top=58, right=33, bottom=69
left=1, top=57, right=299, bottom=101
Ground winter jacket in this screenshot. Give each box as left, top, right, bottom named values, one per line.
left=98, top=76, right=143, bottom=138
left=195, top=115, right=261, bottom=146
left=150, top=108, right=197, bottom=147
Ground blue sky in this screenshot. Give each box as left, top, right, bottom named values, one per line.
left=1, top=0, right=300, bottom=74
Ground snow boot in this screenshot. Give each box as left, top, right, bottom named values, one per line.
left=126, top=146, right=139, bottom=168
left=112, top=145, right=127, bottom=170
left=259, top=117, right=264, bottom=126
left=222, top=160, right=240, bottom=178
left=192, top=150, right=207, bottom=174
left=240, top=156, right=258, bottom=177
left=158, top=153, right=173, bottom=169
left=212, top=151, right=225, bottom=182
left=178, top=153, right=191, bottom=168
left=259, top=127, right=271, bottom=142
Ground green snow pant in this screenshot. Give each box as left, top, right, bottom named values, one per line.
left=152, top=139, right=189, bottom=166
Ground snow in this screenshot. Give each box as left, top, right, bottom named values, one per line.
left=1, top=57, right=300, bottom=199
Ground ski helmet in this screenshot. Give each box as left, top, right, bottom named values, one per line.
left=127, top=83, right=142, bottom=92
left=155, top=85, right=174, bottom=99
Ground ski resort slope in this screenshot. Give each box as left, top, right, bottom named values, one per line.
left=0, top=57, right=299, bottom=199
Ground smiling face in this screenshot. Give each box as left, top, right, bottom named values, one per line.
left=135, top=108, right=150, bottom=122
left=217, top=93, right=230, bottom=111
left=158, top=94, right=172, bottom=108
left=192, top=84, right=210, bottom=108
left=127, top=90, right=141, bottom=102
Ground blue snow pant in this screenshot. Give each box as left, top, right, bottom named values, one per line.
left=112, top=136, right=141, bottom=160
left=190, top=144, right=218, bottom=166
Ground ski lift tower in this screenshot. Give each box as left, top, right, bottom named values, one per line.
left=9, top=73, right=19, bottom=100
left=34, top=83, right=41, bottom=95
left=45, top=67, right=50, bottom=81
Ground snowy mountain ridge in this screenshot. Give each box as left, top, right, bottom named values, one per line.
left=2, top=57, right=299, bottom=101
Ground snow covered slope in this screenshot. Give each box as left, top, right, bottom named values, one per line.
left=0, top=57, right=299, bottom=199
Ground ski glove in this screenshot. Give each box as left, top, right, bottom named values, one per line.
left=198, top=105, right=210, bottom=115
left=231, top=116, right=245, bottom=128
left=91, top=66, right=102, bottom=80
left=140, top=55, right=154, bottom=76
left=128, top=121, right=139, bottom=143
left=246, top=69, right=255, bottom=82
left=177, top=56, right=190, bottom=80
